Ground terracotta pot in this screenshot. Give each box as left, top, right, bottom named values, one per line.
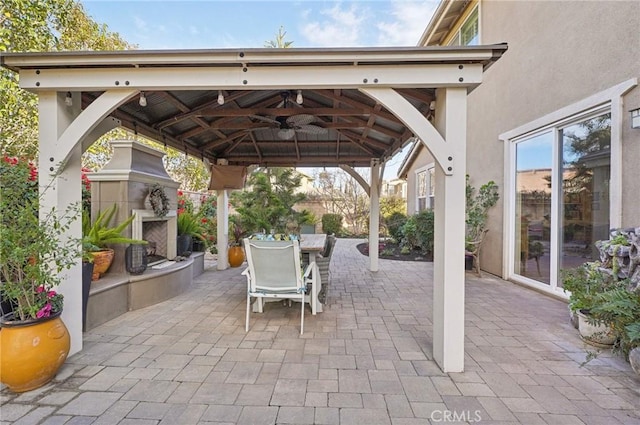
left=0, top=311, right=70, bottom=392
left=577, top=310, right=615, bottom=347
left=91, top=249, right=115, bottom=280
left=228, top=245, right=245, bottom=268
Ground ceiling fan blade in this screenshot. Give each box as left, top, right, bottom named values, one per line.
left=295, top=125, right=327, bottom=135
left=250, top=115, right=279, bottom=125
left=278, top=128, right=296, bottom=140
left=287, top=114, right=315, bottom=126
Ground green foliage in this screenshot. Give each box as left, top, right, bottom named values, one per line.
left=177, top=190, right=194, bottom=215
left=380, top=196, right=406, bottom=219
left=0, top=157, right=79, bottom=320
left=1, top=0, right=131, bottom=158
left=322, top=214, right=343, bottom=236
left=177, top=211, right=204, bottom=239
left=466, top=176, right=499, bottom=246
left=400, top=210, right=434, bottom=255
left=197, top=195, right=217, bottom=249
left=562, top=262, right=617, bottom=313
left=82, top=204, right=146, bottom=253
left=231, top=168, right=307, bottom=234
left=590, top=287, right=640, bottom=356
left=385, top=212, right=407, bottom=243
left=264, top=26, right=293, bottom=48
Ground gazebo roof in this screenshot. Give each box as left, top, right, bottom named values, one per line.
left=1, top=45, right=507, bottom=167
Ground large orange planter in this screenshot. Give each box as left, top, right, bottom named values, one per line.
left=91, top=248, right=114, bottom=280
left=228, top=245, right=245, bottom=268
left=0, top=311, right=70, bottom=393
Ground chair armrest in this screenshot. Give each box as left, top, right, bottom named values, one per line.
left=303, top=261, right=316, bottom=279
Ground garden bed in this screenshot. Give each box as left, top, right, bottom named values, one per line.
left=356, top=242, right=432, bottom=262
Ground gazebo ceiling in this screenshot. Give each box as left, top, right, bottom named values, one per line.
left=95, top=86, right=434, bottom=167
left=1, top=45, right=508, bottom=167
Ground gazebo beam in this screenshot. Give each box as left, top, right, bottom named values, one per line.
left=17, top=63, right=483, bottom=92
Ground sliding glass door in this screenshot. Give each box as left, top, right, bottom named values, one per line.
left=511, top=111, right=611, bottom=291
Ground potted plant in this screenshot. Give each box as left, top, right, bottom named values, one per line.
left=82, top=204, right=146, bottom=280
left=176, top=211, right=204, bottom=256
left=562, top=262, right=622, bottom=346
left=0, top=157, right=79, bottom=392
left=228, top=219, right=247, bottom=268
left=465, top=176, right=499, bottom=276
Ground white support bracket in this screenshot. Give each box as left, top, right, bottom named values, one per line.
left=359, top=87, right=455, bottom=176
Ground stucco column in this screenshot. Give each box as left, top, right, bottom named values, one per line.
left=432, top=87, right=467, bottom=372
left=369, top=159, right=381, bottom=272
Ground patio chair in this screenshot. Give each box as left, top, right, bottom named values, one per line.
left=316, top=235, right=336, bottom=304
left=242, top=238, right=312, bottom=334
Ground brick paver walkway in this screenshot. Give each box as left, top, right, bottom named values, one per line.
left=2, top=239, right=639, bottom=424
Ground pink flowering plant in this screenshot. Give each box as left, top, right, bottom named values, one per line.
left=0, top=157, right=80, bottom=322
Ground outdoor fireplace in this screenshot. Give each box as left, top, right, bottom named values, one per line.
left=88, top=140, right=180, bottom=274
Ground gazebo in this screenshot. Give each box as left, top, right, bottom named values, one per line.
left=1, top=44, right=507, bottom=372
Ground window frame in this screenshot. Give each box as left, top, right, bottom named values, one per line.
left=414, top=163, right=435, bottom=213
left=447, top=4, right=480, bottom=46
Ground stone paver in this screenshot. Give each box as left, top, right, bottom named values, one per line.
left=1, top=239, right=639, bottom=424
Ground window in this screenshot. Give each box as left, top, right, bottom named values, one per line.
left=416, top=165, right=435, bottom=212
left=417, top=170, right=427, bottom=211
left=448, top=6, right=479, bottom=46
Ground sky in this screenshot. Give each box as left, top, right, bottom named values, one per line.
left=81, top=0, right=439, bottom=179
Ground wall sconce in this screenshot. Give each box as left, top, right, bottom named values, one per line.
left=296, top=90, right=303, bottom=105
left=65, top=92, right=73, bottom=107
left=631, top=108, right=640, bottom=129
left=217, top=90, right=225, bottom=105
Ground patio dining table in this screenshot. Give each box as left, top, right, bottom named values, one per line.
left=299, top=233, right=326, bottom=263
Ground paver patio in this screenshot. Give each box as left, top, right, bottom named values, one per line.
left=1, top=239, right=639, bottom=424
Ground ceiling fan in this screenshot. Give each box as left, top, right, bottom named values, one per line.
left=250, top=91, right=327, bottom=140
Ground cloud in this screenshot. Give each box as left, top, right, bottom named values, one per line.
left=300, top=3, right=369, bottom=47
left=133, top=16, right=148, bottom=32
left=376, top=1, right=438, bottom=46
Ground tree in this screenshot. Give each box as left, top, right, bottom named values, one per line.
left=313, top=168, right=370, bottom=235
left=0, top=0, right=130, bottom=158
left=264, top=26, right=293, bottom=48
left=231, top=167, right=311, bottom=234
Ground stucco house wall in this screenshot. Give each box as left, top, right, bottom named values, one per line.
left=414, top=0, right=640, bottom=277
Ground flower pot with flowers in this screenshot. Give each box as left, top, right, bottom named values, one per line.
left=0, top=157, right=79, bottom=392
left=82, top=204, right=147, bottom=280
left=228, top=218, right=247, bottom=268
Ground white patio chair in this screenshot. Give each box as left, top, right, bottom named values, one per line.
left=242, top=238, right=312, bottom=334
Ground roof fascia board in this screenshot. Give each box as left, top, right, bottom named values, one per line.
left=1, top=45, right=507, bottom=72
left=418, top=0, right=455, bottom=46
left=397, top=139, right=422, bottom=178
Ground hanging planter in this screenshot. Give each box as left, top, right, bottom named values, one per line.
left=0, top=311, right=70, bottom=392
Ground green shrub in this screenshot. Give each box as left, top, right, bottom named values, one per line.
left=400, top=210, right=434, bottom=255
left=322, top=214, right=343, bottom=235
left=386, top=212, right=407, bottom=243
